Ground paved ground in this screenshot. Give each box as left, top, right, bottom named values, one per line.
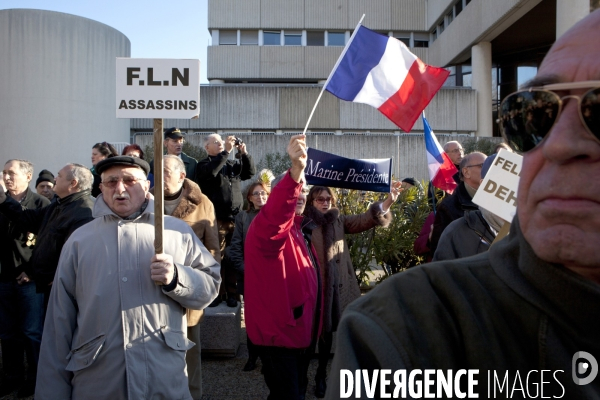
left=0, top=306, right=332, bottom=400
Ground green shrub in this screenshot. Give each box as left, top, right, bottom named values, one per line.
left=256, top=152, right=291, bottom=176
left=333, top=180, right=433, bottom=286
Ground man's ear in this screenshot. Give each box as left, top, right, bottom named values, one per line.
left=180, top=171, right=186, bottom=183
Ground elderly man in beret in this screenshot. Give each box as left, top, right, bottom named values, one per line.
left=35, top=156, right=221, bottom=400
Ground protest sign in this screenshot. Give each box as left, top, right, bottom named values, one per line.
left=305, top=148, right=392, bottom=192
left=116, top=58, right=200, bottom=119
left=472, top=149, right=522, bottom=223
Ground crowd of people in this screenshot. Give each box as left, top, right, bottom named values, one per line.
left=1, top=9, right=599, bottom=400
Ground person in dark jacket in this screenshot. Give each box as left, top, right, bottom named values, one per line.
left=429, top=151, right=486, bottom=255
left=227, top=180, right=270, bottom=371
left=302, top=185, right=396, bottom=397
left=197, top=133, right=256, bottom=306
left=0, top=163, right=95, bottom=308
left=0, top=159, right=50, bottom=398
left=122, top=143, right=154, bottom=188
left=90, top=141, right=118, bottom=197
left=326, top=12, right=600, bottom=398
left=433, top=154, right=506, bottom=261
left=149, top=128, right=198, bottom=181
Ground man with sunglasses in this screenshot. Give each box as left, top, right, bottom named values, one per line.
left=35, top=156, right=221, bottom=400
left=429, top=151, right=486, bottom=256
left=326, top=10, right=600, bottom=399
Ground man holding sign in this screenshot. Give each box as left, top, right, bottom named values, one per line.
left=327, top=10, right=600, bottom=398
left=36, top=156, right=220, bottom=400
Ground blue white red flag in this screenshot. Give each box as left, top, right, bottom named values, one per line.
left=423, top=113, right=458, bottom=193
left=324, top=25, right=449, bottom=132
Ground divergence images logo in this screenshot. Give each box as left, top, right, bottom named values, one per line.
left=572, top=351, right=598, bottom=386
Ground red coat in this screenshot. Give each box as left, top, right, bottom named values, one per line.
left=245, top=171, right=321, bottom=348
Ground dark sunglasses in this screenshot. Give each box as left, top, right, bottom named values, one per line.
left=498, top=81, right=600, bottom=153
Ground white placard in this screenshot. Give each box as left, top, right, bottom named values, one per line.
left=472, top=149, right=523, bottom=223
left=116, top=58, right=199, bottom=119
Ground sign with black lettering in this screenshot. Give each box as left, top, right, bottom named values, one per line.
left=472, top=149, right=522, bottom=222
left=116, top=58, right=200, bottom=118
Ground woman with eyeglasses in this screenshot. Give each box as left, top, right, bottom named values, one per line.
left=302, top=184, right=399, bottom=397
left=90, top=142, right=118, bottom=197
left=227, top=180, right=270, bottom=372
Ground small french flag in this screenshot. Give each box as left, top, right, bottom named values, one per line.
left=324, top=25, right=450, bottom=132
left=423, top=114, right=458, bottom=193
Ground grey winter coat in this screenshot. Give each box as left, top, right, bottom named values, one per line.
left=433, top=210, right=496, bottom=261
left=35, top=194, right=221, bottom=400
left=303, top=203, right=391, bottom=333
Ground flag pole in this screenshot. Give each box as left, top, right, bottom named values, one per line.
left=302, top=14, right=366, bottom=136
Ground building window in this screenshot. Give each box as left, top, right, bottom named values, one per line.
left=446, top=11, right=453, bottom=25
left=438, top=21, right=445, bottom=35
left=240, top=30, right=258, bottom=45
left=392, top=32, right=410, bottom=47
left=466, top=0, right=471, bottom=4
left=455, top=1, right=463, bottom=16
left=307, top=31, right=325, bottom=46
left=327, top=31, right=346, bottom=46
left=263, top=30, right=281, bottom=46
left=284, top=30, right=302, bottom=46
left=219, top=30, right=237, bottom=45
left=414, top=32, right=429, bottom=47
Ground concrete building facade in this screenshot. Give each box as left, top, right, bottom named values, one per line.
left=0, top=9, right=131, bottom=177
left=131, top=0, right=591, bottom=180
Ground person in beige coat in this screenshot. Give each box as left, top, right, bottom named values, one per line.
left=152, top=155, right=220, bottom=400
left=35, top=156, right=221, bottom=400
left=302, top=184, right=399, bottom=397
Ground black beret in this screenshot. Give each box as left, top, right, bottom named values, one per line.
left=96, top=156, right=150, bottom=177
left=402, top=177, right=417, bottom=187
left=164, top=127, right=183, bottom=139
left=36, top=169, right=55, bottom=187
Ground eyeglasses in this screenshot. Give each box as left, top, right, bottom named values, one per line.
left=251, top=191, right=268, bottom=197
left=499, top=80, right=600, bottom=153
left=315, top=196, right=332, bottom=204
left=101, top=177, right=146, bottom=188
left=210, top=140, right=222, bottom=145
left=464, top=163, right=483, bottom=169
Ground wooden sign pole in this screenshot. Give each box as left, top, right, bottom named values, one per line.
left=153, top=118, right=164, bottom=284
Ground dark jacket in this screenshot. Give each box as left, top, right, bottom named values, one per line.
left=196, top=152, right=256, bottom=221
left=226, top=208, right=260, bottom=295
left=430, top=181, right=478, bottom=255
left=0, top=189, right=94, bottom=292
left=150, top=152, right=198, bottom=182
left=413, top=211, right=435, bottom=262
left=90, top=167, right=101, bottom=197
left=303, top=203, right=391, bottom=333
left=327, top=217, right=598, bottom=398
left=432, top=210, right=496, bottom=261
left=0, top=188, right=50, bottom=281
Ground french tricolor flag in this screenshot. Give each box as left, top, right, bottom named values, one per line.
left=423, top=114, right=458, bottom=193
left=325, top=25, right=449, bottom=132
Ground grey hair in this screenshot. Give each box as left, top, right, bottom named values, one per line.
left=443, top=140, right=462, bottom=152
left=67, top=163, right=93, bottom=191
left=270, top=172, right=287, bottom=189
left=164, top=155, right=186, bottom=176
left=5, top=159, right=34, bottom=177
left=459, top=152, right=486, bottom=181
left=203, top=133, right=220, bottom=146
